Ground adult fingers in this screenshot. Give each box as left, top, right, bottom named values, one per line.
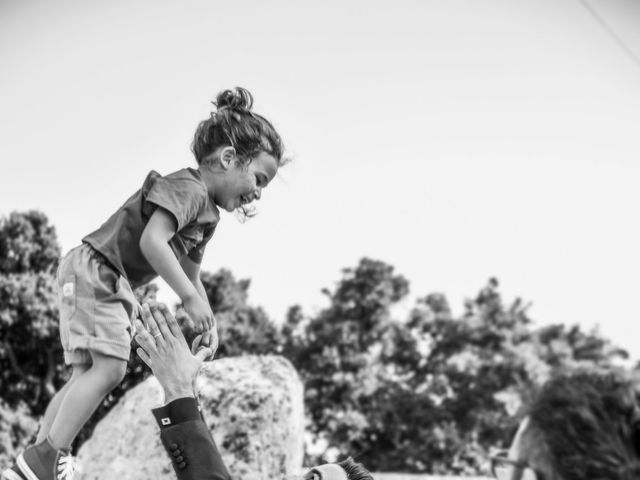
left=158, top=303, right=184, bottom=340
left=141, top=303, right=162, bottom=337
left=151, top=303, right=173, bottom=340
left=136, top=347, right=152, bottom=368
left=134, top=319, right=158, bottom=353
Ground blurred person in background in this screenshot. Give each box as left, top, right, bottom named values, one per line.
left=490, top=370, right=640, bottom=480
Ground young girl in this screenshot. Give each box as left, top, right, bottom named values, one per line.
left=3, top=87, right=285, bottom=480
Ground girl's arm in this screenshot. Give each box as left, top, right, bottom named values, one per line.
left=180, top=255, right=218, bottom=352
left=180, top=256, right=208, bottom=304
left=140, top=208, right=213, bottom=331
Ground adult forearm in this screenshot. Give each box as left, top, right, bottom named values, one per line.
left=140, top=237, right=197, bottom=301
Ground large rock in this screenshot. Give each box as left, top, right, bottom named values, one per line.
left=77, top=355, right=304, bottom=480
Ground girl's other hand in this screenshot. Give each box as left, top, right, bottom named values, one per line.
left=192, top=328, right=218, bottom=361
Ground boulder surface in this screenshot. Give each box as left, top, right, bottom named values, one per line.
left=77, top=355, right=304, bottom=480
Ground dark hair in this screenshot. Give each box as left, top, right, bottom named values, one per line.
left=191, top=87, right=285, bottom=166
left=522, top=370, right=640, bottom=480
left=336, top=457, right=374, bottom=480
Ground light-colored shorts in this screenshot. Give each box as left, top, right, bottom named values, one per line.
left=57, top=243, right=139, bottom=365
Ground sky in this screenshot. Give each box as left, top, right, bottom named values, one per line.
left=1, top=0, right=639, bottom=358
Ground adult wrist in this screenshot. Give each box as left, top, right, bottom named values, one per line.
left=164, top=385, right=195, bottom=404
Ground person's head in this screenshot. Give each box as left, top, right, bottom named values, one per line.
left=192, top=87, right=285, bottom=215
left=294, top=458, right=373, bottom=480
left=491, top=370, right=640, bottom=480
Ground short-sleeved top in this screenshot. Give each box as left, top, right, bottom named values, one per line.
left=83, top=168, right=220, bottom=289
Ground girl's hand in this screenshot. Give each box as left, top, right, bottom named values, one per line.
left=182, top=293, right=214, bottom=333
left=191, top=328, right=218, bottom=361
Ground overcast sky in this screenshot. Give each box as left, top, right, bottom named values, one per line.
left=1, top=0, right=639, bottom=358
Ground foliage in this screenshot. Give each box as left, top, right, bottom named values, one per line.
left=0, top=212, right=63, bottom=464
left=281, top=258, right=413, bottom=468
left=0, top=212, right=65, bottom=415
left=0, top=211, right=60, bottom=275
left=196, top=269, right=282, bottom=358
left=0, top=272, right=64, bottom=414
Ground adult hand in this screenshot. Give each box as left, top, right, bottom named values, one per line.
left=134, top=303, right=215, bottom=403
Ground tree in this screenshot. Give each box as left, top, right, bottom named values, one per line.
left=0, top=211, right=64, bottom=461
left=0, top=211, right=60, bottom=275
left=281, top=258, right=411, bottom=468
left=0, top=212, right=64, bottom=414
left=383, top=279, right=536, bottom=473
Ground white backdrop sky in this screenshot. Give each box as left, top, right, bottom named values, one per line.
left=1, top=1, right=639, bottom=357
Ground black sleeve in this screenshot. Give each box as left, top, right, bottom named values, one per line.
left=152, top=397, right=231, bottom=480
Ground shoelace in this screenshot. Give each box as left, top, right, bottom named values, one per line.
left=57, top=454, right=80, bottom=480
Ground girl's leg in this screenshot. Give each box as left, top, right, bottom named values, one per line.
left=47, top=351, right=127, bottom=450
left=35, top=362, right=90, bottom=444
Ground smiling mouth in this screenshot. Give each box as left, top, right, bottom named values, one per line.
left=239, top=194, right=253, bottom=206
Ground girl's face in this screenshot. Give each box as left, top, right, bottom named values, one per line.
left=207, top=149, right=279, bottom=212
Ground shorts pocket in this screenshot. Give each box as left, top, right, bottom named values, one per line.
left=60, top=274, right=77, bottom=321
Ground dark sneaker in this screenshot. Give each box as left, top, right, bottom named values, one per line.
left=1, top=463, right=27, bottom=480
left=16, top=439, right=80, bottom=480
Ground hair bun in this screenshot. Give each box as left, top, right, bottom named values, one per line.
left=215, top=87, right=254, bottom=113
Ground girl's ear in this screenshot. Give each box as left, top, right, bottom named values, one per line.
left=220, top=146, right=236, bottom=169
